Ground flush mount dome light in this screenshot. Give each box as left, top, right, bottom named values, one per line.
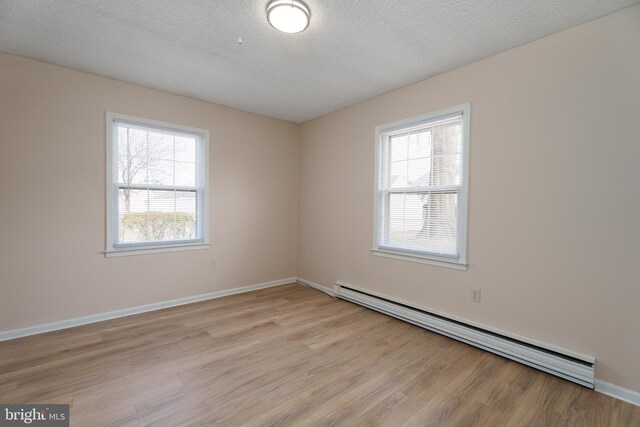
left=267, top=0, right=310, bottom=34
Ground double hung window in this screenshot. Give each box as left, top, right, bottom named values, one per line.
left=105, top=113, right=209, bottom=257
left=373, top=104, right=469, bottom=270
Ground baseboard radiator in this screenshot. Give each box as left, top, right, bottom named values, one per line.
left=333, top=282, right=595, bottom=388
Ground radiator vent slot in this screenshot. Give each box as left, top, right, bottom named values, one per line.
left=334, top=282, right=595, bottom=388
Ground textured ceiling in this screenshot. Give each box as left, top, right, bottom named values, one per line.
left=0, top=0, right=638, bottom=123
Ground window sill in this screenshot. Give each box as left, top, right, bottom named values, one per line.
left=105, top=243, right=210, bottom=258
left=371, top=248, right=467, bottom=271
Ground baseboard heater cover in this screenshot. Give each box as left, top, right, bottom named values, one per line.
left=333, top=282, right=595, bottom=388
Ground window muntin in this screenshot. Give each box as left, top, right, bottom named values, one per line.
left=106, top=113, right=208, bottom=255
left=374, top=105, right=469, bottom=268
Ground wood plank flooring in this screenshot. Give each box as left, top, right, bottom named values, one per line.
left=1, top=283, right=638, bottom=426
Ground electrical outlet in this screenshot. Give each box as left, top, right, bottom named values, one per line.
left=471, top=289, right=481, bottom=303
left=211, top=259, right=217, bottom=269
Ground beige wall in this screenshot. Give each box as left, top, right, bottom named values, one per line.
left=0, top=52, right=298, bottom=331
left=298, top=5, right=640, bottom=391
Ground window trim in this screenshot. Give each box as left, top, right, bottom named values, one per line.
left=105, top=112, right=210, bottom=257
left=372, top=103, right=470, bottom=270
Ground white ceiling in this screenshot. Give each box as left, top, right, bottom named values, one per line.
left=0, top=0, right=637, bottom=123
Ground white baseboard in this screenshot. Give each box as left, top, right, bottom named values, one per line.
left=295, top=277, right=335, bottom=296
left=0, top=277, right=296, bottom=342
left=595, top=380, right=640, bottom=407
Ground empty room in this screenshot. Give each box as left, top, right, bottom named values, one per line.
left=1, top=0, right=639, bottom=425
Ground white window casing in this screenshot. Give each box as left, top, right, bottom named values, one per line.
left=105, top=112, right=209, bottom=257
left=373, top=104, right=470, bottom=270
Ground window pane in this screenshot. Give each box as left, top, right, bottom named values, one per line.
left=175, top=191, right=197, bottom=240
left=426, top=191, right=459, bottom=255
left=433, top=123, right=462, bottom=155
left=386, top=191, right=458, bottom=256
left=148, top=131, right=174, bottom=161
left=116, top=155, right=129, bottom=185
left=128, top=128, right=148, bottom=185
left=148, top=190, right=176, bottom=241
left=388, top=147, right=433, bottom=188
left=175, top=136, right=197, bottom=163
left=390, top=160, right=408, bottom=188
left=408, top=130, right=431, bottom=159
left=148, top=159, right=174, bottom=186
left=119, top=189, right=148, bottom=243
left=407, top=157, right=431, bottom=186
left=175, top=162, right=196, bottom=187
left=115, top=124, right=200, bottom=190
left=387, top=130, right=434, bottom=189
left=116, top=125, right=130, bottom=162
left=390, top=134, right=408, bottom=161
left=387, top=193, right=424, bottom=249
left=432, top=154, right=461, bottom=186
left=116, top=188, right=198, bottom=244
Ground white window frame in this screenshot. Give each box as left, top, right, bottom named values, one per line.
left=105, top=112, right=210, bottom=257
left=372, top=103, right=470, bottom=270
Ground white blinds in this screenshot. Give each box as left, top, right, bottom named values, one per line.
left=110, top=119, right=204, bottom=247
left=376, top=113, right=464, bottom=258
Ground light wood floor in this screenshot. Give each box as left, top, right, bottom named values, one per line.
left=1, top=284, right=638, bottom=426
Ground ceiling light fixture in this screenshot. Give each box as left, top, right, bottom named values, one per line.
left=266, top=0, right=310, bottom=34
